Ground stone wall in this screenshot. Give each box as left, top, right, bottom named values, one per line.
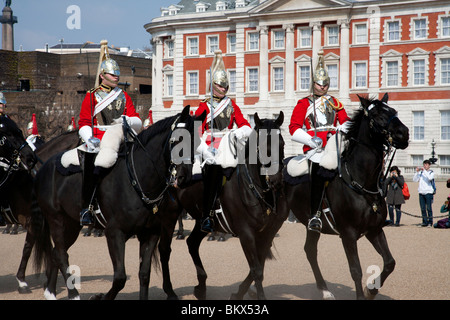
left=0, top=50, right=152, bottom=140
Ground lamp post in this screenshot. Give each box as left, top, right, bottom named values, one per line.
left=429, top=139, right=438, bottom=164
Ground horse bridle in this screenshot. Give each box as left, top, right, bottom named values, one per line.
left=122, top=115, right=190, bottom=212
left=340, top=102, right=398, bottom=197
left=240, top=127, right=283, bottom=216
left=0, top=135, right=29, bottom=188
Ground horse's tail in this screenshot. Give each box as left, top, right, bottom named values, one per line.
left=30, top=196, right=52, bottom=274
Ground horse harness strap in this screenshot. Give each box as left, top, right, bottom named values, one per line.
left=122, top=116, right=178, bottom=213
left=240, top=164, right=275, bottom=216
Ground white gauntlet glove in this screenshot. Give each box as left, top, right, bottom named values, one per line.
left=196, top=140, right=216, bottom=166
left=233, top=125, right=253, bottom=141
left=79, top=125, right=100, bottom=153
left=292, top=129, right=320, bottom=149
left=113, top=116, right=143, bottom=134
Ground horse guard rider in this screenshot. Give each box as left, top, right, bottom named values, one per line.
left=195, top=50, right=252, bottom=233
left=289, top=50, right=350, bottom=233
left=78, top=47, right=142, bottom=226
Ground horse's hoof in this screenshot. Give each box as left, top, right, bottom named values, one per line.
left=83, top=232, right=91, bottom=237
left=176, top=234, right=185, bottom=240
left=207, top=236, right=215, bottom=241
left=194, top=286, right=206, bottom=300
left=18, top=286, right=31, bottom=294
left=364, top=286, right=378, bottom=300
left=89, top=293, right=104, bottom=300
left=322, top=290, right=335, bottom=300
left=229, top=293, right=243, bottom=300
left=218, top=236, right=225, bottom=242
left=44, top=288, right=57, bottom=300
left=10, top=230, right=18, bottom=235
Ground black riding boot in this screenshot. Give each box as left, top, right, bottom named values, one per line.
left=309, top=163, right=325, bottom=233
left=80, top=152, right=98, bottom=226
left=201, top=164, right=223, bottom=233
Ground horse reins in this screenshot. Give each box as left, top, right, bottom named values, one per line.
left=122, top=116, right=184, bottom=213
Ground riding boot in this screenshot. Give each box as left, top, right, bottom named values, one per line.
left=201, top=164, right=223, bottom=233
left=80, top=152, right=98, bottom=226
left=308, top=163, right=325, bottom=233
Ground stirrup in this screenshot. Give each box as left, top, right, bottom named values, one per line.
left=80, top=205, right=95, bottom=226
left=308, top=215, right=322, bottom=233
left=201, top=216, right=214, bottom=233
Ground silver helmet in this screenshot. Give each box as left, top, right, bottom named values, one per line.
left=0, top=92, right=6, bottom=105
left=313, top=51, right=330, bottom=86
left=100, top=58, right=120, bottom=77
left=210, top=50, right=229, bottom=92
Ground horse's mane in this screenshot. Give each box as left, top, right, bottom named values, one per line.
left=138, top=113, right=180, bottom=145
left=0, top=115, right=23, bottom=136
left=345, top=95, right=377, bottom=142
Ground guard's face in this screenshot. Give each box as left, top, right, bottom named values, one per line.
left=213, top=83, right=227, bottom=98
left=313, top=82, right=329, bottom=96
left=0, top=103, right=5, bottom=114
left=101, top=73, right=120, bottom=87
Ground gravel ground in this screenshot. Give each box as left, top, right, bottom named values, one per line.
left=0, top=181, right=448, bottom=301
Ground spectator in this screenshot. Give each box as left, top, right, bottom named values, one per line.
left=413, top=159, right=435, bottom=227
left=384, top=166, right=405, bottom=226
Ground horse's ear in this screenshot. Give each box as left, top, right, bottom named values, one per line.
left=254, top=112, right=262, bottom=128
left=275, top=111, right=284, bottom=127
left=197, top=110, right=207, bottom=122
left=381, top=93, right=389, bottom=103
left=180, top=105, right=191, bottom=120
left=357, top=94, right=370, bottom=109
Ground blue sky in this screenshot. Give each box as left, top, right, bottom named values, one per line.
left=10, top=0, right=177, bottom=51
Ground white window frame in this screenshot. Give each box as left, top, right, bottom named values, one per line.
left=297, top=64, right=311, bottom=92
left=164, top=39, right=174, bottom=59
left=411, top=17, right=428, bottom=40
left=272, top=29, right=285, bottom=50
left=207, top=35, right=219, bottom=55
left=434, top=46, right=450, bottom=86
left=385, top=19, right=401, bottom=42
left=165, top=73, right=174, bottom=97
left=297, top=27, right=311, bottom=48
left=326, top=64, right=339, bottom=90
left=228, top=69, right=237, bottom=94
left=227, top=34, right=236, bottom=54
left=326, top=25, right=339, bottom=47
left=407, top=48, right=430, bottom=87
left=247, top=31, right=259, bottom=51
left=246, top=67, right=259, bottom=93
left=353, top=61, right=367, bottom=89
left=187, top=36, right=199, bottom=56
left=186, top=71, right=199, bottom=96
left=441, top=110, right=450, bottom=141
left=353, top=22, right=368, bottom=44
left=413, top=111, right=425, bottom=141
left=381, top=50, right=402, bottom=88
left=272, top=66, right=285, bottom=92
left=437, top=15, right=450, bottom=38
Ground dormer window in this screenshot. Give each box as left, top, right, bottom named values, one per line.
left=161, top=4, right=183, bottom=16
left=196, top=2, right=210, bottom=13
left=235, top=0, right=247, bottom=8
left=216, top=1, right=228, bottom=11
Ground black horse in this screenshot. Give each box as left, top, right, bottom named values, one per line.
left=285, top=94, right=409, bottom=300
left=13, top=130, right=80, bottom=293
left=172, top=112, right=287, bottom=300
left=32, top=106, right=206, bottom=300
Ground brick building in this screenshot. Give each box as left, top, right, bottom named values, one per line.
left=0, top=49, right=152, bottom=140
left=145, top=0, right=450, bottom=180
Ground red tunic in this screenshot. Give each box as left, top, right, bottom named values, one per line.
left=195, top=98, right=251, bottom=147
left=78, top=88, right=139, bottom=140
left=289, top=95, right=350, bottom=153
